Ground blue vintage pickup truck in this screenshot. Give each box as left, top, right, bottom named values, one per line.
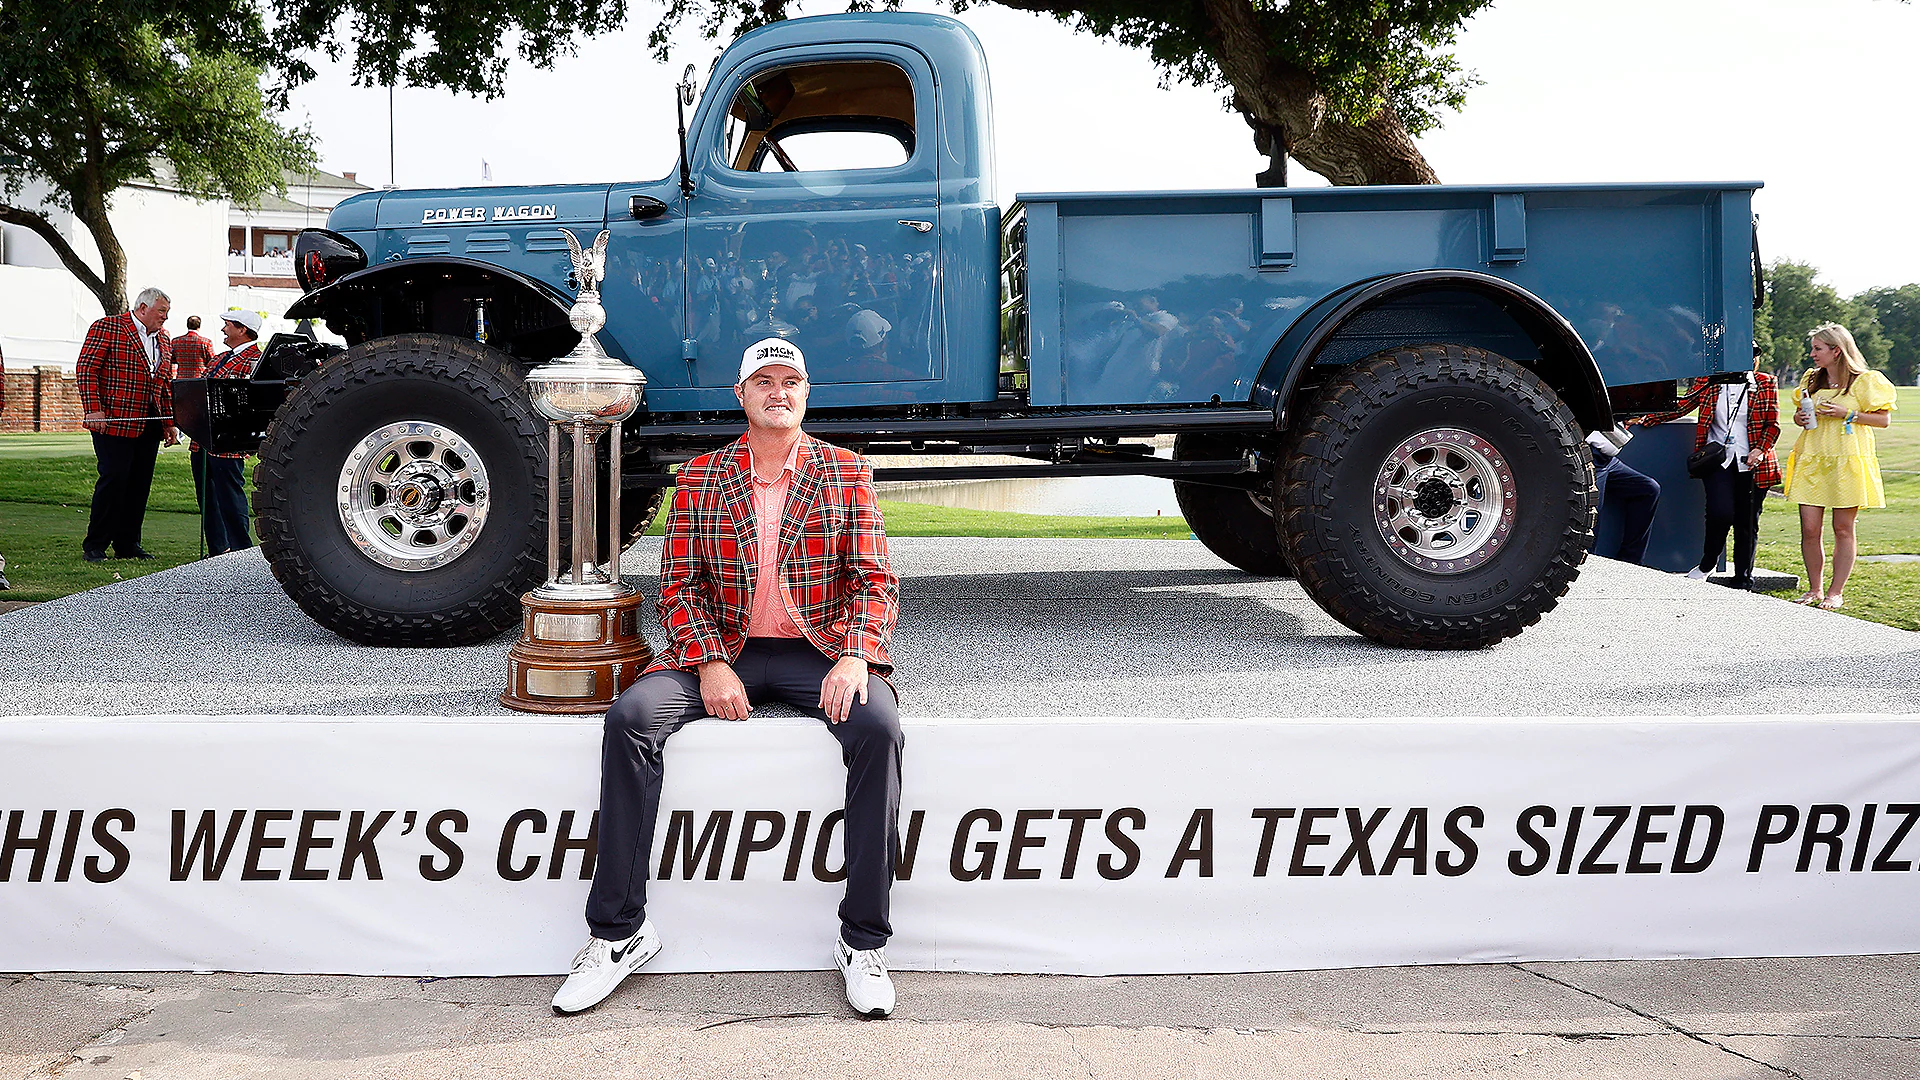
left=259, top=11, right=1760, bottom=650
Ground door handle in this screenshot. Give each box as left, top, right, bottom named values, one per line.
left=899, top=219, right=933, bottom=234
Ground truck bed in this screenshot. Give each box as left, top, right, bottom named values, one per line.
left=1012, top=182, right=1760, bottom=408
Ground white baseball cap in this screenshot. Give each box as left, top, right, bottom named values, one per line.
left=221, top=308, right=264, bottom=336
left=847, top=309, right=891, bottom=348
left=738, top=337, right=808, bottom=384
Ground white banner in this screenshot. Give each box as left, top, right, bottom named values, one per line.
left=3, top=714, right=1919, bottom=976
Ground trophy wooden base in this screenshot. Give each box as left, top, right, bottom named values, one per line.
left=499, top=590, right=655, bottom=714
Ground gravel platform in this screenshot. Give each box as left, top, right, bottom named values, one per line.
left=3, top=537, right=1915, bottom=719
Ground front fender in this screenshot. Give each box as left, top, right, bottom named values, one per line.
left=287, top=257, right=582, bottom=360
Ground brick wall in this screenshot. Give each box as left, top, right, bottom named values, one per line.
left=0, top=366, right=85, bottom=433
left=0, top=368, right=30, bottom=432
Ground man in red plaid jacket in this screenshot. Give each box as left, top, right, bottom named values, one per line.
left=556, top=337, right=904, bottom=1020
left=171, top=315, right=215, bottom=510
left=1631, top=370, right=1781, bottom=588
left=77, top=287, right=180, bottom=561
left=199, top=311, right=265, bottom=554
left=169, top=315, right=214, bottom=379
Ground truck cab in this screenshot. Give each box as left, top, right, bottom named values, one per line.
left=306, top=14, right=1002, bottom=411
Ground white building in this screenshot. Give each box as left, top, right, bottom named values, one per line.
left=0, top=168, right=368, bottom=371
left=227, top=169, right=371, bottom=332
left=0, top=175, right=227, bottom=369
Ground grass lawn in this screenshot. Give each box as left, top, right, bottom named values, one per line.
left=0, top=501, right=207, bottom=603
left=877, top=500, right=1190, bottom=539
left=1746, top=386, right=1920, bottom=630
left=0, top=434, right=214, bottom=599
left=0, top=432, right=97, bottom=460
left=0, top=437, right=213, bottom=602
left=0, top=435, right=202, bottom=514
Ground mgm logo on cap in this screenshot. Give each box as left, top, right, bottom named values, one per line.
left=738, top=337, right=809, bottom=384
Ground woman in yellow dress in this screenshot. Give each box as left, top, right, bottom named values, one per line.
left=1782, top=323, right=1899, bottom=609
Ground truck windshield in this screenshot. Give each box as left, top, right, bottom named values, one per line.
left=725, top=60, right=915, bottom=173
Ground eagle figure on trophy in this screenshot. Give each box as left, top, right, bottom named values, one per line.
left=559, top=228, right=612, bottom=340
left=562, top=228, right=610, bottom=293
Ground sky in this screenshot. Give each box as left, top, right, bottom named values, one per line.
left=286, top=0, right=1918, bottom=295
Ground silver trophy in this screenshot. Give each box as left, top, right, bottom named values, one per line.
left=522, top=228, right=649, bottom=600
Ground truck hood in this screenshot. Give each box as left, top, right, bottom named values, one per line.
left=367, top=184, right=612, bottom=229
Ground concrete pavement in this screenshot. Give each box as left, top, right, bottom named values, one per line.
left=6, top=956, right=1918, bottom=1078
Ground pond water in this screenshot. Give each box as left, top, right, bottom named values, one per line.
left=876, top=474, right=1183, bottom=517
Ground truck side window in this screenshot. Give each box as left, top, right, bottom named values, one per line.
left=725, top=61, right=915, bottom=174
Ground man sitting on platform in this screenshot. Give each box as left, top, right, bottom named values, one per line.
left=1587, top=425, right=1661, bottom=566
left=553, top=337, right=904, bottom=1019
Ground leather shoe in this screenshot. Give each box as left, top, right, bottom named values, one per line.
left=83, top=549, right=107, bottom=563
left=116, top=547, right=156, bottom=560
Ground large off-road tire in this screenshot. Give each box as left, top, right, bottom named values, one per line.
left=253, top=334, right=662, bottom=647
left=1276, top=343, right=1595, bottom=649
left=1172, top=433, right=1290, bottom=576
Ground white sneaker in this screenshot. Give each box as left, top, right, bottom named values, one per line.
left=1685, top=567, right=1709, bottom=581
left=551, top=921, right=660, bottom=1014
left=834, top=937, right=896, bottom=1019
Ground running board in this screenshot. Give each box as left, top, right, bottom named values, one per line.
left=626, top=408, right=1274, bottom=444
left=621, top=457, right=1257, bottom=488
left=873, top=459, right=1251, bottom=482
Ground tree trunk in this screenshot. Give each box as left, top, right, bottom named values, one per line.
left=1236, top=94, right=1288, bottom=188
left=70, top=196, right=129, bottom=316
left=1201, top=0, right=1439, bottom=187
left=74, top=85, right=130, bottom=315
left=1289, top=106, right=1439, bottom=186
left=983, top=0, right=1440, bottom=186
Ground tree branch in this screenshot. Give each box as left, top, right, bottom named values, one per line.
left=0, top=203, right=110, bottom=306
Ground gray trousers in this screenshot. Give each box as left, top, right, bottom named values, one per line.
left=587, top=637, right=903, bottom=950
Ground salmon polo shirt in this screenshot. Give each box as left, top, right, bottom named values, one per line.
left=746, top=439, right=805, bottom=639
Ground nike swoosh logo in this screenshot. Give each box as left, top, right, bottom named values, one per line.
left=612, top=938, right=640, bottom=963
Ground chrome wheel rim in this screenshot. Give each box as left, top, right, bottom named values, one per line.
left=337, top=420, right=491, bottom=572
left=1373, top=428, right=1516, bottom=574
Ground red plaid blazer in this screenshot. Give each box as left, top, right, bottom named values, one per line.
left=1641, top=372, right=1781, bottom=488
left=646, top=433, right=898, bottom=676
left=170, top=331, right=214, bottom=380
left=77, top=313, right=173, bottom=438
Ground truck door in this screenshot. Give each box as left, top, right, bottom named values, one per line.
left=600, top=175, right=690, bottom=385
left=679, top=45, right=942, bottom=410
